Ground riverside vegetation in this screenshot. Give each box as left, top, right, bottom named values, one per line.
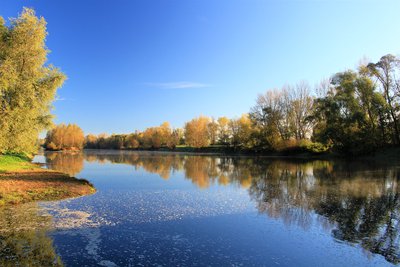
left=0, top=153, right=95, bottom=206
left=0, top=6, right=399, bottom=267
left=1, top=7, right=399, bottom=210
left=73, top=54, right=400, bottom=157
left=1, top=9, right=399, bottom=159
left=0, top=8, right=94, bottom=207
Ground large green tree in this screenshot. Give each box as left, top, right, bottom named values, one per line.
left=366, top=54, right=400, bottom=144
left=312, top=71, right=386, bottom=154
left=0, top=8, right=66, bottom=154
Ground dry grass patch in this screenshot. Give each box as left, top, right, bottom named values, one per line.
left=0, top=171, right=95, bottom=206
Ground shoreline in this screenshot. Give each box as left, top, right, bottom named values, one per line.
left=79, top=145, right=400, bottom=160
left=0, top=155, right=95, bottom=206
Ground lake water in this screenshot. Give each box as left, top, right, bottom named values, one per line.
left=2, top=150, right=400, bottom=266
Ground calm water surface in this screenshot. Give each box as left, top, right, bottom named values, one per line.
left=3, top=150, right=400, bottom=266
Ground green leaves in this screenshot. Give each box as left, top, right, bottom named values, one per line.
left=0, top=8, right=66, bottom=154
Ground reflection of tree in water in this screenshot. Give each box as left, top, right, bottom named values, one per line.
left=0, top=203, right=63, bottom=266
left=247, top=160, right=400, bottom=264
left=184, top=156, right=222, bottom=188
left=84, top=152, right=185, bottom=179
left=318, top=191, right=400, bottom=264
left=47, top=151, right=400, bottom=264
left=138, top=155, right=181, bottom=179
left=46, top=151, right=84, bottom=176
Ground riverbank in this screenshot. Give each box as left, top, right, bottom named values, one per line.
left=83, top=145, right=332, bottom=158
left=0, top=154, right=95, bottom=206
left=86, top=144, right=400, bottom=159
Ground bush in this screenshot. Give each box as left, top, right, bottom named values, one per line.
left=300, top=140, right=331, bottom=154
left=46, top=142, right=59, bottom=151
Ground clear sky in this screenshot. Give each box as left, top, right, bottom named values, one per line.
left=1, top=0, right=399, bottom=135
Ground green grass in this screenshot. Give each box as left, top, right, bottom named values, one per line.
left=0, top=154, right=38, bottom=173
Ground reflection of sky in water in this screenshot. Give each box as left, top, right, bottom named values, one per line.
left=36, top=152, right=396, bottom=266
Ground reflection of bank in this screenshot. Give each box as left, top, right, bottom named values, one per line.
left=45, top=151, right=400, bottom=264
left=0, top=203, right=63, bottom=266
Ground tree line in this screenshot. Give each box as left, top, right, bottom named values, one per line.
left=81, top=54, right=400, bottom=155
left=312, top=56, right=400, bottom=154
left=2, top=9, right=399, bottom=156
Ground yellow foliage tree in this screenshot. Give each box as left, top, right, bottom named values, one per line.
left=0, top=8, right=66, bottom=154
left=184, top=116, right=210, bottom=148
left=217, top=117, right=231, bottom=144
left=230, top=114, right=254, bottom=148
left=45, top=124, right=84, bottom=150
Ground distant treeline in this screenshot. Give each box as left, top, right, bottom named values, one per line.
left=81, top=54, right=400, bottom=155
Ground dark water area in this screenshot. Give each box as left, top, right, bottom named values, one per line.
left=2, top=150, right=400, bottom=266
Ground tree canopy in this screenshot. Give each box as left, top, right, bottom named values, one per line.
left=45, top=124, right=84, bottom=151
left=0, top=8, right=65, bottom=154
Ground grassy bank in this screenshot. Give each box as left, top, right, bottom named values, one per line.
left=0, top=154, right=38, bottom=173
left=0, top=154, right=95, bottom=206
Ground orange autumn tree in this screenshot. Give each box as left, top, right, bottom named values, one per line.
left=45, top=124, right=84, bottom=150
left=184, top=116, right=210, bottom=148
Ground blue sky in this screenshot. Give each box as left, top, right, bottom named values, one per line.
left=1, top=0, right=399, bottom=134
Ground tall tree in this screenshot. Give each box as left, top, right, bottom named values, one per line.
left=166, top=129, right=180, bottom=149
left=229, top=114, right=254, bottom=149
left=312, top=71, right=385, bottom=154
left=159, top=121, right=172, bottom=146
left=249, top=89, right=285, bottom=149
left=45, top=124, right=84, bottom=150
left=217, top=117, right=231, bottom=145
left=367, top=54, right=400, bottom=144
left=289, top=82, right=314, bottom=140
left=207, top=118, right=219, bottom=145
left=184, top=116, right=210, bottom=148
left=0, top=8, right=66, bottom=154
